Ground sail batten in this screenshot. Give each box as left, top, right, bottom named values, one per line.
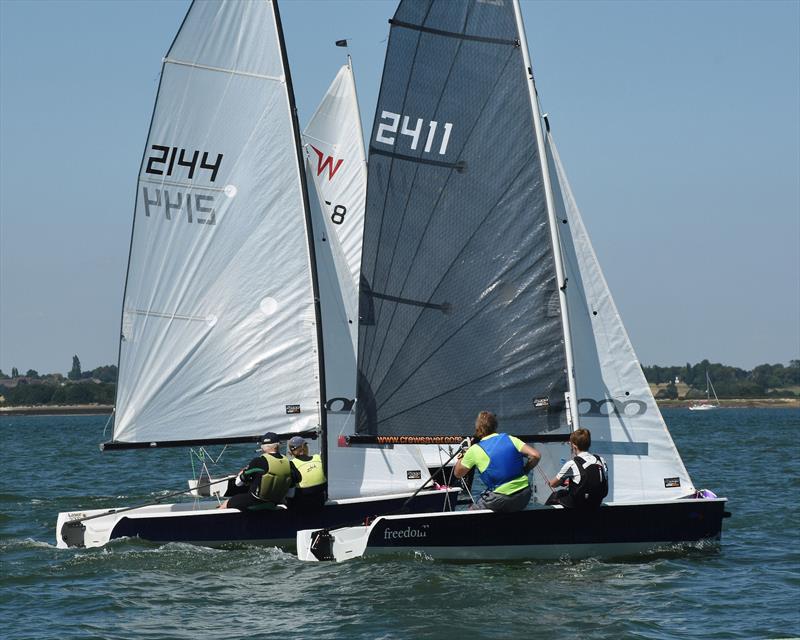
left=389, top=18, right=519, bottom=46
left=163, top=58, right=285, bottom=82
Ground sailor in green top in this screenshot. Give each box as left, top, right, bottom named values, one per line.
left=454, top=411, right=542, bottom=513
left=287, top=435, right=327, bottom=509
left=219, top=432, right=301, bottom=511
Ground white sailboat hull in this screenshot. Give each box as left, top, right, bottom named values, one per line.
left=688, top=404, right=718, bottom=411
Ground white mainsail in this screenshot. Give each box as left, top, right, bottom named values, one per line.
left=546, top=130, right=695, bottom=502
left=302, top=60, right=367, bottom=354
left=113, top=0, right=322, bottom=445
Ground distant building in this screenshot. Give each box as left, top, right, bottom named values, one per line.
left=0, top=377, right=35, bottom=388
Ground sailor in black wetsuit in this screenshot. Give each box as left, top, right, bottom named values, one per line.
left=219, top=432, right=301, bottom=511
left=547, top=428, right=608, bottom=508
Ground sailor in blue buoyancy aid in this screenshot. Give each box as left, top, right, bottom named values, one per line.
left=454, top=411, right=542, bottom=513
left=547, top=428, right=608, bottom=508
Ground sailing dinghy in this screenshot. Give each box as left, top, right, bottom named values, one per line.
left=56, top=0, right=457, bottom=550
left=297, top=0, right=729, bottom=562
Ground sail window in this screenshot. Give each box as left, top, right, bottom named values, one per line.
left=260, top=297, right=279, bottom=317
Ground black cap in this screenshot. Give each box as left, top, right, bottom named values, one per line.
left=260, top=432, right=280, bottom=445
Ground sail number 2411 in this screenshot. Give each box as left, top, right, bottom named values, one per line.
left=375, top=111, right=453, bottom=155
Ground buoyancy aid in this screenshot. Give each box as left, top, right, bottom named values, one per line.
left=293, top=454, right=326, bottom=489
left=257, top=454, right=293, bottom=503
left=567, top=454, right=608, bottom=508
left=476, top=433, right=525, bottom=492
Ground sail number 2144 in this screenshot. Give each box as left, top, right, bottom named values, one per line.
left=375, top=111, right=453, bottom=155
left=145, top=145, right=224, bottom=182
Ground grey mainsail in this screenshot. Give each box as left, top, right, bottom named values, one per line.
left=357, top=0, right=570, bottom=437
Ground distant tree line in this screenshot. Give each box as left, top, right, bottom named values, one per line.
left=0, top=381, right=116, bottom=406
left=643, top=359, right=799, bottom=399
left=1, top=356, right=798, bottom=406
left=0, top=355, right=117, bottom=406
left=0, top=356, right=118, bottom=383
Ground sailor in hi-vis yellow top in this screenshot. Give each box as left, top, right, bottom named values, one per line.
left=454, top=411, right=542, bottom=513
left=288, top=435, right=327, bottom=509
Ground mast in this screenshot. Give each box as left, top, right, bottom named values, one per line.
left=512, top=0, right=580, bottom=429
left=272, top=0, right=328, bottom=475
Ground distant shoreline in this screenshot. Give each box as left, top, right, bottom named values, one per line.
left=0, top=404, right=113, bottom=416
left=0, top=398, right=797, bottom=417
left=655, top=398, right=798, bottom=409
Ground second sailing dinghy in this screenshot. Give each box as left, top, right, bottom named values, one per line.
left=298, top=0, right=729, bottom=562
left=56, top=0, right=455, bottom=550
left=689, top=371, right=720, bottom=411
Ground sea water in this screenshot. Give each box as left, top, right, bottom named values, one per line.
left=1, top=408, right=798, bottom=639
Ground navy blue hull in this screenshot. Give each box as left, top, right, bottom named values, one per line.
left=364, top=499, right=728, bottom=554
left=110, top=491, right=454, bottom=546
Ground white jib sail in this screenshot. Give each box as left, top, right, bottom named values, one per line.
left=301, top=63, right=430, bottom=499
left=113, top=0, right=321, bottom=444
left=302, top=60, right=367, bottom=354
left=544, top=131, right=694, bottom=502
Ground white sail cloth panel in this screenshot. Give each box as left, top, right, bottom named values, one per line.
left=547, top=133, right=694, bottom=502
left=301, top=64, right=432, bottom=499
left=302, top=62, right=367, bottom=354
left=114, top=0, right=321, bottom=443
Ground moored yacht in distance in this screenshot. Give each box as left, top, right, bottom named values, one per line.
left=689, top=371, right=721, bottom=411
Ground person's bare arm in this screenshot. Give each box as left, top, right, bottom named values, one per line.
left=520, top=443, right=541, bottom=472
left=453, top=457, right=470, bottom=479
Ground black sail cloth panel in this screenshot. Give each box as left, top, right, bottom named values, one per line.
left=357, top=0, right=569, bottom=437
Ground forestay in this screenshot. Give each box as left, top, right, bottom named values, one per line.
left=113, top=0, right=322, bottom=445
left=357, top=0, right=570, bottom=438
left=546, top=130, right=695, bottom=501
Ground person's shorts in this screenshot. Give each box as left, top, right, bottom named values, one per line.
left=470, top=485, right=532, bottom=512
left=289, top=486, right=326, bottom=510
left=545, top=488, right=573, bottom=507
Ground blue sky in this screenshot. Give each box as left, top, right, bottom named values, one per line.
left=1, top=0, right=798, bottom=375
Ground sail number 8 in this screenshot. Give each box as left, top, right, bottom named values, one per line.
left=325, top=200, right=347, bottom=225
left=375, top=111, right=453, bottom=155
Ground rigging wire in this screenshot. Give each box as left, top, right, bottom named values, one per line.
left=189, top=446, right=230, bottom=505
left=101, top=409, right=114, bottom=438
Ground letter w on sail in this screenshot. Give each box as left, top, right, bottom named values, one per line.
left=310, top=145, right=344, bottom=180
